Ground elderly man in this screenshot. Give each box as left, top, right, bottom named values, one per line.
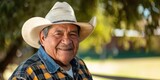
left=9, top=1, right=96, bottom=80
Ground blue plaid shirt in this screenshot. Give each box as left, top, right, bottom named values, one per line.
left=9, top=46, right=92, bottom=80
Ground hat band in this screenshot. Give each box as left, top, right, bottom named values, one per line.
left=52, top=20, right=76, bottom=23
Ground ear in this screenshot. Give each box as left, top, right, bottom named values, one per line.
left=39, top=31, right=45, bottom=46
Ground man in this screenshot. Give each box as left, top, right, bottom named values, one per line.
left=9, top=1, right=96, bottom=80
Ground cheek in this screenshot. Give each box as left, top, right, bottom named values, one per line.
left=43, top=38, right=60, bottom=52
left=47, top=37, right=60, bottom=45
left=44, top=39, right=61, bottom=60
left=73, top=40, right=79, bottom=51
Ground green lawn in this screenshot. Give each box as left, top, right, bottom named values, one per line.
left=84, top=57, right=160, bottom=80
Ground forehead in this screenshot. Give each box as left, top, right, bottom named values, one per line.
left=50, top=24, right=78, bottom=30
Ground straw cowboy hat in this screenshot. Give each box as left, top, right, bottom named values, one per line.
left=22, top=2, right=96, bottom=48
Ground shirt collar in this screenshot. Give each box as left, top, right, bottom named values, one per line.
left=38, top=46, right=60, bottom=73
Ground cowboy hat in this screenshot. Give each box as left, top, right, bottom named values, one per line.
left=22, top=2, right=96, bottom=48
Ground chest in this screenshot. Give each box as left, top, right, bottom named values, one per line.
left=27, top=66, right=91, bottom=80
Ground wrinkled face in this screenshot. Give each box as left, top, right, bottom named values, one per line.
left=40, top=24, right=79, bottom=66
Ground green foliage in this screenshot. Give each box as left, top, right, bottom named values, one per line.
left=0, top=0, right=55, bottom=50
left=80, top=0, right=160, bottom=53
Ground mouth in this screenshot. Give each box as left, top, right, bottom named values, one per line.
left=57, top=44, right=74, bottom=52
left=57, top=48, right=73, bottom=51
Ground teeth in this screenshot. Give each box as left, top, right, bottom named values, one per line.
left=59, top=48, right=72, bottom=51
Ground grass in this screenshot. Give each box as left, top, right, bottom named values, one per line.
left=84, top=57, right=160, bottom=80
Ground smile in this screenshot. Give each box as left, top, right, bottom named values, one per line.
left=58, top=48, right=73, bottom=51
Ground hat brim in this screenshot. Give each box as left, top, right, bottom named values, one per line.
left=22, top=17, right=95, bottom=48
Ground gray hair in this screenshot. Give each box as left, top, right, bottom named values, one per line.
left=38, top=26, right=51, bottom=44
left=42, top=26, right=51, bottom=38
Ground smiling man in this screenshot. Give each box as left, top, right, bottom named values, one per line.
left=40, top=24, right=80, bottom=71
left=9, top=1, right=96, bottom=80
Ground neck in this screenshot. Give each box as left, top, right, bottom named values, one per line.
left=54, top=59, right=72, bottom=71
left=61, top=64, right=72, bottom=71
left=47, top=53, right=72, bottom=71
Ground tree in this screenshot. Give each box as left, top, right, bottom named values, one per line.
left=79, top=0, right=160, bottom=53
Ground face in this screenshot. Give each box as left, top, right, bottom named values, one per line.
left=40, top=24, right=79, bottom=66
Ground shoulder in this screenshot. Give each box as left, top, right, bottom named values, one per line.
left=9, top=53, right=42, bottom=79
left=18, top=53, right=41, bottom=71
left=74, top=57, right=93, bottom=79
left=75, top=57, right=86, bottom=65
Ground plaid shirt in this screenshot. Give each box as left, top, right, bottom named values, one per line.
left=9, top=46, right=92, bottom=80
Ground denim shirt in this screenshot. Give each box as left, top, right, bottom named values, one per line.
left=38, top=46, right=60, bottom=73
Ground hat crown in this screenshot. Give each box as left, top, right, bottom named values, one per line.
left=45, top=2, right=77, bottom=23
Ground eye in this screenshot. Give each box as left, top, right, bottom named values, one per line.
left=70, top=32, right=78, bottom=38
left=55, top=32, right=61, bottom=35
left=54, top=32, right=63, bottom=37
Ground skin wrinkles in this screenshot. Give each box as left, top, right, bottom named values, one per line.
left=39, top=24, right=79, bottom=70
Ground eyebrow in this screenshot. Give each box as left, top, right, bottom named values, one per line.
left=54, top=29, right=78, bottom=33
left=55, top=29, right=63, bottom=32
left=70, top=30, right=78, bottom=33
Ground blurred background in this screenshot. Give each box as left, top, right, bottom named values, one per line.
left=0, top=0, right=160, bottom=80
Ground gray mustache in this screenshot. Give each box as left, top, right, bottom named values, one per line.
left=57, top=44, right=73, bottom=50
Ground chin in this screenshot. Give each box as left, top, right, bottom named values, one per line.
left=61, top=57, right=73, bottom=65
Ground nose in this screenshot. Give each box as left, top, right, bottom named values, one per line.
left=61, top=35, right=72, bottom=45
